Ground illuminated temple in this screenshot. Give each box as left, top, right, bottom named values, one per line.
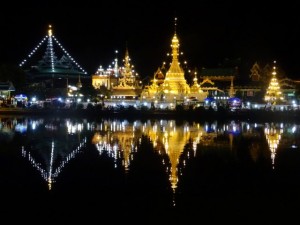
left=141, top=18, right=208, bottom=107
left=92, top=48, right=142, bottom=101
left=19, top=25, right=88, bottom=88
left=16, top=23, right=299, bottom=108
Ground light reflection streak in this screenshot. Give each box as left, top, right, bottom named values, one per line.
left=264, top=123, right=283, bottom=169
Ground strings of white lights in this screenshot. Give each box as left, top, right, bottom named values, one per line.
left=19, top=33, right=87, bottom=74
left=19, top=37, right=47, bottom=67
left=21, top=138, right=86, bottom=188
left=52, top=36, right=87, bottom=74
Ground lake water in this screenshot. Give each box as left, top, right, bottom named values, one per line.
left=1, top=115, right=300, bottom=224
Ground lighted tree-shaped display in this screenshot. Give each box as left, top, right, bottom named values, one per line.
left=264, top=61, right=284, bottom=104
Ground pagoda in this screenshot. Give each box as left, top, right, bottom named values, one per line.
left=141, top=18, right=207, bottom=107
left=162, top=20, right=190, bottom=98
left=19, top=25, right=88, bottom=88
left=111, top=48, right=142, bottom=99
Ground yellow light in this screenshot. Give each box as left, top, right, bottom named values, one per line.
left=48, top=25, right=52, bottom=37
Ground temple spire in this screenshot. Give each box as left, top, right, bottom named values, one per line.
left=174, top=17, right=177, bottom=34
left=124, top=47, right=131, bottom=73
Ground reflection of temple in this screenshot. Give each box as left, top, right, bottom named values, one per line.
left=20, top=119, right=87, bottom=190
left=0, top=117, right=19, bottom=141
left=91, top=119, right=204, bottom=192
left=91, top=120, right=143, bottom=171
left=142, top=120, right=204, bottom=191
left=264, top=123, right=283, bottom=168
left=22, top=139, right=86, bottom=190
left=90, top=119, right=261, bottom=192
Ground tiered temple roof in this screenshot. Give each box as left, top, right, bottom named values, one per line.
left=19, top=25, right=88, bottom=83
left=92, top=48, right=142, bottom=99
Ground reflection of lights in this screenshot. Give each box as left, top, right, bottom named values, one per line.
left=205, top=124, right=209, bottom=132
left=31, top=121, right=37, bottom=130
left=22, top=138, right=86, bottom=190
left=77, top=124, right=83, bottom=131
left=15, top=124, right=27, bottom=133
left=227, top=121, right=240, bottom=134
left=265, top=124, right=283, bottom=168
left=15, top=118, right=300, bottom=201
left=67, top=121, right=83, bottom=134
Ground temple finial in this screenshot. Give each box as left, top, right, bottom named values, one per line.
left=48, top=24, right=52, bottom=37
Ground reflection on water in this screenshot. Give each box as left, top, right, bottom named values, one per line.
left=1, top=117, right=299, bottom=190
left=91, top=120, right=204, bottom=196
left=1, top=116, right=300, bottom=223
left=264, top=123, right=283, bottom=169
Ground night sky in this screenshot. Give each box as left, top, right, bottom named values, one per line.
left=1, top=2, right=300, bottom=79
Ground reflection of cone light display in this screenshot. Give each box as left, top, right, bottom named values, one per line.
left=264, top=125, right=282, bottom=168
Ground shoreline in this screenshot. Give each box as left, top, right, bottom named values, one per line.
left=0, top=107, right=299, bottom=122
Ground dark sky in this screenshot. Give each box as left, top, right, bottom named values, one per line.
left=1, top=2, right=300, bottom=79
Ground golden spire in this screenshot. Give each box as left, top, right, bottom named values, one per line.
left=124, top=47, right=131, bottom=73
left=48, top=24, right=52, bottom=37
left=170, top=25, right=180, bottom=69
left=163, top=17, right=190, bottom=95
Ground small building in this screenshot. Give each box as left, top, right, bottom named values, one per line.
left=0, top=81, right=15, bottom=99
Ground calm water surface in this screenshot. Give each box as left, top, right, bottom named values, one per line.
left=1, top=115, right=300, bottom=224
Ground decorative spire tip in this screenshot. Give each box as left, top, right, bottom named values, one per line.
left=48, top=24, right=52, bottom=37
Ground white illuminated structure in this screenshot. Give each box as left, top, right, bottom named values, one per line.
left=19, top=24, right=87, bottom=84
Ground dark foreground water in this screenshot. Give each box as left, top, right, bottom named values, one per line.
left=1, top=115, right=300, bottom=224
